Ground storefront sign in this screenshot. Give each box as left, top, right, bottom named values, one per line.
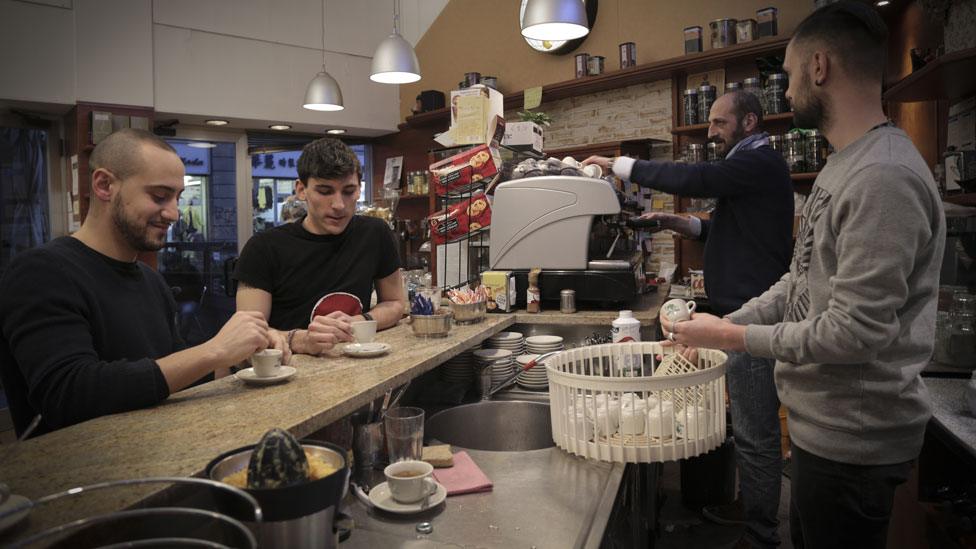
left=252, top=151, right=301, bottom=179
left=171, top=142, right=211, bottom=175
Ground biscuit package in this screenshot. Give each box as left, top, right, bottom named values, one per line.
left=429, top=144, right=501, bottom=194
left=428, top=191, right=492, bottom=245
left=481, top=270, right=516, bottom=313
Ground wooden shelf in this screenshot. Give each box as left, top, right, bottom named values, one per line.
left=403, top=37, right=791, bottom=130
left=399, top=194, right=428, bottom=200
left=944, top=193, right=976, bottom=207
left=671, top=112, right=795, bottom=135
left=791, top=172, right=819, bottom=181
left=883, top=46, right=976, bottom=103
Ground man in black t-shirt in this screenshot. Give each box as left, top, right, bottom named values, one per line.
left=235, top=138, right=405, bottom=355
left=0, top=129, right=275, bottom=437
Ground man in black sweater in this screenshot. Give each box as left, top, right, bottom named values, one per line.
left=0, top=129, right=277, bottom=438
left=585, top=91, right=793, bottom=549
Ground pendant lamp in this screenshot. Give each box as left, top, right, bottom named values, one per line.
left=304, top=0, right=344, bottom=111
left=370, top=0, right=421, bottom=84
left=520, top=0, right=589, bottom=41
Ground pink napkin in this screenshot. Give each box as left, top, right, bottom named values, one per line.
left=432, top=450, right=493, bottom=496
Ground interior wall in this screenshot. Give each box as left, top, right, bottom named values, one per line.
left=0, top=0, right=75, bottom=106
left=398, top=0, right=813, bottom=121
left=76, top=0, right=154, bottom=106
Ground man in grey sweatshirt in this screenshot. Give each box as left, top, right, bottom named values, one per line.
left=664, top=3, right=946, bottom=548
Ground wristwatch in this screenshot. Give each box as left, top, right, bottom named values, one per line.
left=362, top=312, right=374, bottom=322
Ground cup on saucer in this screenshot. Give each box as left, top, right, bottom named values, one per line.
left=351, top=320, right=378, bottom=343
left=251, top=349, right=283, bottom=378
left=384, top=460, right=437, bottom=503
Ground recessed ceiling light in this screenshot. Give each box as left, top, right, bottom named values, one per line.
left=187, top=142, right=217, bottom=149
left=269, top=124, right=292, bottom=130
left=205, top=119, right=229, bottom=126
left=327, top=129, right=346, bottom=135
left=875, top=0, right=890, bottom=6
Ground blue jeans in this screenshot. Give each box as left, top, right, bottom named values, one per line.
left=725, top=350, right=783, bottom=548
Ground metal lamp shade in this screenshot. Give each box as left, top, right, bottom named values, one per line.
left=370, top=33, right=421, bottom=84
left=303, top=70, right=344, bottom=111
left=521, top=0, right=589, bottom=41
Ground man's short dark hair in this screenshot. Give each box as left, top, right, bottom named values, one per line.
left=728, top=90, right=764, bottom=129
left=90, top=128, right=178, bottom=180
left=792, top=0, right=888, bottom=84
left=297, top=138, right=361, bottom=184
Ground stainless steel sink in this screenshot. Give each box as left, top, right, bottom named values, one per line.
left=510, top=323, right=655, bottom=347
left=426, top=400, right=554, bottom=451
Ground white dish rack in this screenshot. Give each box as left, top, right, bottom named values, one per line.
left=546, top=341, right=728, bottom=463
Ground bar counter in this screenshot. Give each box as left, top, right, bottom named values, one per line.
left=0, top=292, right=665, bottom=540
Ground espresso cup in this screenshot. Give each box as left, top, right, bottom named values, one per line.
left=384, top=460, right=437, bottom=503
left=351, top=320, right=378, bottom=343
left=251, top=349, right=283, bottom=377
left=661, top=298, right=697, bottom=322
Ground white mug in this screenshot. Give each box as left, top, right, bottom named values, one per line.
left=350, top=320, right=378, bottom=343
left=251, top=349, right=283, bottom=377
left=384, top=460, right=437, bottom=503
left=661, top=298, right=697, bottom=322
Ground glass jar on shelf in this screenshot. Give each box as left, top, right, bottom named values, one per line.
left=764, top=73, right=789, bottom=115
left=685, top=143, right=706, bottom=164
left=947, top=292, right=976, bottom=368
left=784, top=132, right=807, bottom=173
left=805, top=130, right=828, bottom=172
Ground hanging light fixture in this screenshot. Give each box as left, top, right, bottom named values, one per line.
left=303, top=0, right=344, bottom=111
left=520, top=0, right=589, bottom=41
left=370, top=0, right=421, bottom=84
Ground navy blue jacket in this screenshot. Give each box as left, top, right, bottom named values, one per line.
left=629, top=146, right=794, bottom=315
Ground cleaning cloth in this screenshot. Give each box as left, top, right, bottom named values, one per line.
left=431, top=450, right=493, bottom=495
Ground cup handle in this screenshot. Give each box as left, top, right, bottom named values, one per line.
left=423, top=477, right=438, bottom=496
left=687, top=301, right=697, bottom=314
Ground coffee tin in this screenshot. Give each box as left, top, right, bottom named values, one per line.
left=575, top=53, right=589, bottom=79
left=619, top=42, right=637, bottom=69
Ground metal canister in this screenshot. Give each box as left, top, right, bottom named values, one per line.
left=784, top=132, right=807, bottom=173
left=684, top=26, right=703, bottom=54
left=683, top=88, right=699, bottom=126
left=707, top=142, right=720, bottom=162
left=464, top=72, right=481, bottom=88
left=736, top=19, right=758, bottom=43
left=805, top=129, right=828, bottom=171
left=698, top=84, right=717, bottom=123
left=709, top=19, right=738, bottom=49
left=560, top=289, right=576, bottom=314
left=764, top=73, right=789, bottom=115
left=686, top=143, right=706, bottom=164
left=575, top=53, right=589, bottom=79
left=742, top=77, right=762, bottom=99
left=619, top=42, right=637, bottom=69
left=481, top=75, right=498, bottom=90
left=587, top=55, right=605, bottom=76
left=769, top=134, right=784, bottom=156
left=725, top=81, right=742, bottom=94
left=757, top=7, right=778, bottom=38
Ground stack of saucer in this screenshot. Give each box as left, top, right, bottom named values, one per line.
left=515, top=354, right=549, bottom=390
left=485, top=331, right=525, bottom=356
left=473, top=348, right=515, bottom=385
left=525, top=335, right=564, bottom=356
left=441, top=348, right=477, bottom=385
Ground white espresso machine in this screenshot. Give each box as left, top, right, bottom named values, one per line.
left=489, top=175, right=649, bottom=306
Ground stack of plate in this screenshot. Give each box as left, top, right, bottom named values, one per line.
left=473, top=348, right=515, bottom=384
left=441, top=348, right=477, bottom=384
left=485, top=331, right=526, bottom=356
left=525, top=335, right=564, bottom=355
left=516, top=354, right=549, bottom=390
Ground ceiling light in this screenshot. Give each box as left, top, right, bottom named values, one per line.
left=269, top=124, right=292, bottom=130
left=205, top=119, right=228, bottom=126
left=370, top=0, right=421, bottom=84
left=303, top=0, right=344, bottom=111
left=875, top=0, right=890, bottom=5
left=521, top=0, right=589, bottom=41
left=187, top=142, right=217, bottom=149
left=327, top=129, right=346, bottom=134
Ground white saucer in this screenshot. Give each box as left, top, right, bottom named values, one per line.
left=0, top=494, right=31, bottom=534
left=236, top=366, right=296, bottom=385
left=525, top=335, right=563, bottom=345
left=343, top=342, right=392, bottom=358
left=368, top=481, right=447, bottom=514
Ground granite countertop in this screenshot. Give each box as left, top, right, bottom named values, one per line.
left=925, top=377, right=976, bottom=458
left=511, top=291, right=665, bottom=326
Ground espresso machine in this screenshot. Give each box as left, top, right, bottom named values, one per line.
left=489, top=175, right=654, bottom=307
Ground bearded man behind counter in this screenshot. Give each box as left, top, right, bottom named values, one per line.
left=0, top=129, right=276, bottom=438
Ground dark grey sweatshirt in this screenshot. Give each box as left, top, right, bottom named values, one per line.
left=727, top=125, right=945, bottom=466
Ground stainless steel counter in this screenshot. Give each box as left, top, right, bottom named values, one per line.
left=344, top=447, right=624, bottom=549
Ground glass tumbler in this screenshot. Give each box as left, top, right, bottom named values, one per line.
left=384, top=406, right=425, bottom=462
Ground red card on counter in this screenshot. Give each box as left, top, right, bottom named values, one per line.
left=432, top=450, right=493, bottom=496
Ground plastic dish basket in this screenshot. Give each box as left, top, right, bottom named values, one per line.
left=546, top=341, right=728, bottom=463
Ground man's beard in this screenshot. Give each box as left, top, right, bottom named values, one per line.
left=111, top=195, right=166, bottom=252
left=792, top=73, right=829, bottom=130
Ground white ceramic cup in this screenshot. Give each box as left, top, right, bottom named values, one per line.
left=351, top=320, right=378, bottom=343
left=384, top=460, right=437, bottom=503
left=661, top=298, right=697, bottom=322
left=251, top=349, right=283, bottom=377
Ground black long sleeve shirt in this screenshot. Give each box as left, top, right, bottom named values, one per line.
left=628, top=146, right=794, bottom=315
left=0, top=237, right=179, bottom=437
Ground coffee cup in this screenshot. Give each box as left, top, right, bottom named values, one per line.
left=351, top=320, right=378, bottom=343
left=661, top=298, right=697, bottom=322
left=384, top=460, right=437, bottom=503
left=251, top=349, right=283, bottom=377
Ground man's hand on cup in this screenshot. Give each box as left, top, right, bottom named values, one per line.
left=661, top=313, right=747, bottom=352
left=209, top=311, right=273, bottom=365
left=642, top=212, right=696, bottom=237
left=581, top=155, right=612, bottom=171
left=306, top=311, right=355, bottom=354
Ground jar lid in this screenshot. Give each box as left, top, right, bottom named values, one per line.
left=725, top=82, right=742, bottom=90
left=683, top=88, right=699, bottom=95
left=560, top=289, right=575, bottom=296
left=807, top=129, right=822, bottom=136
left=707, top=142, right=718, bottom=149
left=743, top=77, right=761, bottom=85
left=710, top=18, right=737, bottom=24
left=699, top=84, right=716, bottom=91
left=683, top=25, right=703, bottom=32
left=768, top=73, right=789, bottom=81
left=688, top=143, right=705, bottom=150
left=769, top=134, right=783, bottom=142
